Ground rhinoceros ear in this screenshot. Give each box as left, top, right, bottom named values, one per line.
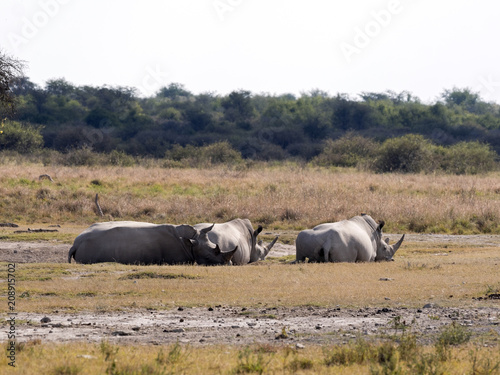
left=377, top=221, right=385, bottom=231
left=201, top=224, right=215, bottom=235
left=253, top=225, right=263, bottom=237
left=176, top=225, right=197, bottom=239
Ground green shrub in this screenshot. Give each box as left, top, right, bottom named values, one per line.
left=107, top=149, right=135, bottom=166
left=59, top=146, right=99, bottom=166
left=374, top=134, right=437, bottom=173
left=202, top=141, right=243, bottom=164
left=313, top=133, right=378, bottom=167
left=324, top=338, right=375, bottom=366
left=233, top=346, right=271, bottom=374
left=0, top=120, right=44, bottom=153
left=165, top=141, right=243, bottom=167
left=436, top=322, right=471, bottom=347
left=441, top=141, right=497, bottom=174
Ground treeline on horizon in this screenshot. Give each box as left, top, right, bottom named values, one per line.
left=1, top=77, right=500, bottom=174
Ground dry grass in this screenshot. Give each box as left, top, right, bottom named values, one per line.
left=4, top=243, right=499, bottom=313
left=1, top=163, right=500, bottom=234
left=0, top=341, right=498, bottom=374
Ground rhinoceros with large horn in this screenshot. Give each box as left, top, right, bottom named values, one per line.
left=295, top=214, right=404, bottom=263
left=194, top=219, right=279, bottom=265
left=68, top=221, right=237, bottom=265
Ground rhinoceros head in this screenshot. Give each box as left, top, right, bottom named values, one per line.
left=185, top=224, right=238, bottom=265
left=374, top=221, right=405, bottom=261
left=249, top=225, right=279, bottom=263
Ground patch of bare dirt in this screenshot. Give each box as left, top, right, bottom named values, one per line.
left=0, top=241, right=69, bottom=263
left=5, top=306, right=499, bottom=347
left=1, top=235, right=499, bottom=347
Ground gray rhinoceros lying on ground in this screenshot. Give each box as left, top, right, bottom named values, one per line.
left=68, top=221, right=237, bottom=265
left=295, top=214, right=404, bottom=263
left=194, top=218, right=279, bottom=265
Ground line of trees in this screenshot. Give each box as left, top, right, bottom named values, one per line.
left=1, top=72, right=500, bottom=173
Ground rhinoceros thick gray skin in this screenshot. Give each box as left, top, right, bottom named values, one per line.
left=194, top=219, right=278, bottom=265
left=295, top=215, right=404, bottom=263
left=68, top=221, right=237, bottom=265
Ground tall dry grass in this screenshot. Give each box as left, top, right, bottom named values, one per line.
left=2, top=341, right=498, bottom=375
left=0, top=163, right=499, bottom=233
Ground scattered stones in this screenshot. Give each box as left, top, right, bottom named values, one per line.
left=163, top=328, right=185, bottom=333
left=40, top=317, right=51, bottom=324
left=5, top=305, right=500, bottom=347
left=111, top=331, right=132, bottom=336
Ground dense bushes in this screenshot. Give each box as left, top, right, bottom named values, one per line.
left=441, top=141, right=498, bottom=174
left=165, top=141, right=243, bottom=167
left=5, top=78, right=500, bottom=173
left=314, top=134, right=499, bottom=174
left=0, top=120, right=43, bottom=153
left=374, top=134, right=436, bottom=173
left=313, top=133, right=378, bottom=167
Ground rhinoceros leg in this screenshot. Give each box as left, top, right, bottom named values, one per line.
left=322, top=237, right=332, bottom=262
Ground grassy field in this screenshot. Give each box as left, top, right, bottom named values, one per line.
left=1, top=163, right=500, bottom=236
left=1, top=243, right=499, bottom=373
left=1, top=163, right=500, bottom=374
left=3, top=244, right=500, bottom=312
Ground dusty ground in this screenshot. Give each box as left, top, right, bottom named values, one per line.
left=9, top=305, right=500, bottom=347
left=1, top=234, right=499, bottom=346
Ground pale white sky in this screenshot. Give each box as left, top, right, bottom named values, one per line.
left=1, top=0, right=499, bottom=102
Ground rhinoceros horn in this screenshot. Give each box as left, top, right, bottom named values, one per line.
left=391, top=234, right=405, bottom=256
left=265, top=235, right=279, bottom=253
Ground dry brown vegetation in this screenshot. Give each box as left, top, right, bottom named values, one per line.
left=6, top=244, right=500, bottom=313
left=1, top=341, right=499, bottom=375
left=2, top=163, right=500, bottom=374
left=1, top=163, right=500, bottom=234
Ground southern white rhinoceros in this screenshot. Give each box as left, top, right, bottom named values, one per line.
left=194, top=219, right=278, bottom=265
left=68, top=221, right=237, bottom=265
left=295, top=214, right=404, bottom=263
